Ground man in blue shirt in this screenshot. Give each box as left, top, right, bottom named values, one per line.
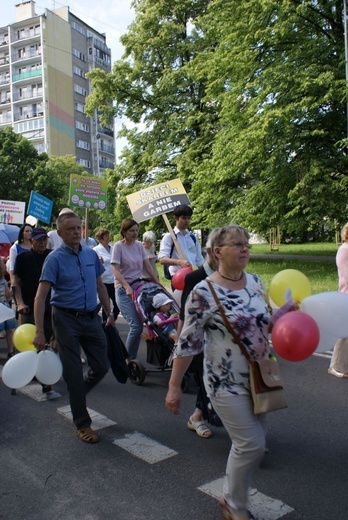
left=34, top=211, right=115, bottom=443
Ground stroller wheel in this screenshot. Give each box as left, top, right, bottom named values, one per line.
left=128, top=359, right=146, bottom=385
left=181, top=375, right=189, bottom=393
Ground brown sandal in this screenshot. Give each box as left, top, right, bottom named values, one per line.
left=76, top=427, right=99, bottom=443
left=219, top=497, right=254, bottom=520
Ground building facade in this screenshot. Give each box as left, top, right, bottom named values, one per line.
left=0, top=1, right=115, bottom=176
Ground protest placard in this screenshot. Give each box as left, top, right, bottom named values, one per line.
left=126, top=179, right=190, bottom=223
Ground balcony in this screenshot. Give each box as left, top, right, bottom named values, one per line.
left=98, top=142, right=115, bottom=155
left=13, top=110, right=44, bottom=121
left=0, top=77, right=10, bottom=86
left=12, top=51, right=42, bottom=64
left=99, top=158, right=114, bottom=169
left=12, top=68, right=42, bottom=83
left=12, top=29, right=41, bottom=44
left=97, top=126, right=114, bottom=138
left=87, top=36, right=111, bottom=55
left=0, top=56, right=9, bottom=66
left=13, top=91, right=43, bottom=102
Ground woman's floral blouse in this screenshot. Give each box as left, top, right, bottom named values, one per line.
left=174, top=273, right=271, bottom=398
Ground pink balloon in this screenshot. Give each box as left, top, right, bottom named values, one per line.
left=172, top=267, right=193, bottom=291
left=271, top=311, right=319, bottom=362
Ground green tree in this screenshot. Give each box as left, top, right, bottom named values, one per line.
left=193, top=0, right=348, bottom=238
left=0, top=128, right=96, bottom=228
left=86, top=0, right=216, bottom=229
left=31, top=155, right=86, bottom=222
left=86, top=0, right=348, bottom=241
left=0, top=127, right=44, bottom=203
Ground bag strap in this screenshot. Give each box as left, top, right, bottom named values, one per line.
left=206, top=279, right=251, bottom=363
left=169, top=230, right=196, bottom=258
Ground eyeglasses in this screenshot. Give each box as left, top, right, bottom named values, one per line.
left=220, top=242, right=252, bottom=250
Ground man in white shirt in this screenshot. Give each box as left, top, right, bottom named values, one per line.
left=158, top=205, right=204, bottom=277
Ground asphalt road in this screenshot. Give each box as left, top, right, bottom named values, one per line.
left=0, top=317, right=346, bottom=520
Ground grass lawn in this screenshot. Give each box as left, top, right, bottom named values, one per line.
left=248, top=258, right=337, bottom=294
left=250, top=242, right=338, bottom=256
left=157, top=243, right=339, bottom=295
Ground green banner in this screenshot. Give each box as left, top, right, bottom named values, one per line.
left=69, top=174, right=107, bottom=210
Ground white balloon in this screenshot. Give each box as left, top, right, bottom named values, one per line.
left=2, top=351, right=38, bottom=389
left=35, top=350, right=63, bottom=385
left=172, top=289, right=182, bottom=307
left=0, top=302, right=15, bottom=324
left=315, top=329, right=339, bottom=354
left=25, top=215, right=38, bottom=226
left=301, top=292, right=348, bottom=338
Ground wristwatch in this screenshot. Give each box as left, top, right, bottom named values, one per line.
left=107, top=312, right=114, bottom=317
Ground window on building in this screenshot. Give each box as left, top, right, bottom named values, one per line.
left=75, top=102, right=85, bottom=113
left=71, top=22, right=86, bottom=35
left=73, top=66, right=85, bottom=78
left=76, top=139, right=90, bottom=150
left=78, top=158, right=91, bottom=168
left=76, top=121, right=89, bottom=132
left=72, top=48, right=86, bottom=62
left=74, top=84, right=87, bottom=96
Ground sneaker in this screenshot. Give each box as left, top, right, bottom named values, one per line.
left=43, top=390, right=61, bottom=400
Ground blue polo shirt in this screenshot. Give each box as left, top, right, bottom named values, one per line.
left=40, top=243, right=105, bottom=311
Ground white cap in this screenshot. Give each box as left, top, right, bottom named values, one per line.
left=152, top=293, right=173, bottom=309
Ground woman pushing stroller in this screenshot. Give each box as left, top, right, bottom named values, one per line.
left=111, top=219, right=158, bottom=360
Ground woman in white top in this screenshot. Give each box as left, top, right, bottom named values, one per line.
left=111, top=219, right=158, bottom=359
left=93, top=228, right=119, bottom=322
left=142, top=230, right=159, bottom=278
left=8, top=223, right=33, bottom=284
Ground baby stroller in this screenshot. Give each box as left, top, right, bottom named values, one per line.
left=129, top=279, right=189, bottom=390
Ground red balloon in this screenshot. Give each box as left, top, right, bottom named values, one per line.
left=271, top=311, right=319, bottom=362
left=171, top=267, right=193, bottom=291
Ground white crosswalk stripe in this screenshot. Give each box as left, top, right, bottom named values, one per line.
left=57, top=404, right=117, bottom=430
left=198, top=478, right=294, bottom=519
left=113, top=431, right=178, bottom=464
left=18, top=382, right=61, bottom=401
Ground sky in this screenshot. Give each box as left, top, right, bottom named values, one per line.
left=1, top=0, right=136, bottom=158
left=1, top=0, right=135, bottom=61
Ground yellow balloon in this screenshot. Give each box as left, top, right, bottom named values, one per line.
left=269, top=269, right=312, bottom=307
left=13, top=324, right=37, bottom=352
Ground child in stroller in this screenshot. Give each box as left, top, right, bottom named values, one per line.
left=133, top=280, right=180, bottom=370
left=152, top=293, right=179, bottom=343
left=129, top=280, right=189, bottom=389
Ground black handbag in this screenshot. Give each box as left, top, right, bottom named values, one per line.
left=103, top=325, right=130, bottom=384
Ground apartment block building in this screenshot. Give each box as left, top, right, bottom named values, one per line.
left=0, top=1, right=115, bottom=176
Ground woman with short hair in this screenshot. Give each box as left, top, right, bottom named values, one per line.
left=142, top=230, right=159, bottom=278
left=166, top=224, right=293, bottom=520
left=94, top=228, right=119, bottom=323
